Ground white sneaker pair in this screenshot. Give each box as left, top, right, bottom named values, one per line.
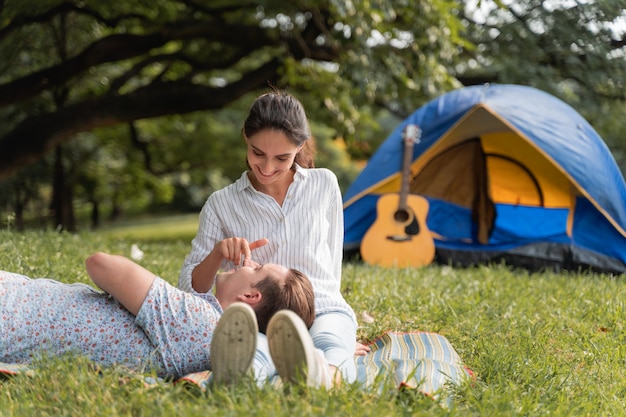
left=267, top=309, right=332, bottom=388
left=211, top=304, right=331, bottom=388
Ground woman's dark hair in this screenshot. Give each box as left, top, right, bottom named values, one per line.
left=243, top=90, right=316, bottom=168
left=252, top=268, right=315, bottom=334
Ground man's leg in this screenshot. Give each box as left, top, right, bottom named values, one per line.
left=308, top=312, right=358, bottom=384
left=210, top=302, right=258, bottom=385
left=267, top=310, right=332, bottom=388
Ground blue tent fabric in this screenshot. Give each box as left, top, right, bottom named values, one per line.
left=343, top=84, right=626, bottom=273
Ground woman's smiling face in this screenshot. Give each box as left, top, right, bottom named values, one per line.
left=246, top=129, right=301, bottom=187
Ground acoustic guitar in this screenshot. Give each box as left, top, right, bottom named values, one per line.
left=360, top=124, right=435, bottom=268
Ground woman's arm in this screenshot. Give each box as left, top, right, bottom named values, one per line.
left=179, top=195, right=231, bottom=292
left=327, top=172, right=344, bottom=279
left=85, top=252, right=156, bottom=316
left=189, top=245, right=226, bottom=293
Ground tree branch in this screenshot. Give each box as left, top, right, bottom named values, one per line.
left=0, top=58, right=282, bottom=179
left=0, top=1, right=148, bottom=43
left=0, top=19, right=276, bottom=107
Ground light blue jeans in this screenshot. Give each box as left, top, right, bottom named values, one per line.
left=254, top=311, right=357, bottom=384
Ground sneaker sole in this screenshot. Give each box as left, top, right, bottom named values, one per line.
left=267, top=309, right=315, bottom=385
left=210, top=302, right=258, bottom=385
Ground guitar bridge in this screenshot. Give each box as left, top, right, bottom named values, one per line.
left=386, top=235, right=412, bottom=242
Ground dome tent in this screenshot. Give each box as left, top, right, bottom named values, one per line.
left=343, top=84, right=626, bottom=273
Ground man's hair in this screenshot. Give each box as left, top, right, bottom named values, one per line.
left=252, top=268, right=315, bottom=333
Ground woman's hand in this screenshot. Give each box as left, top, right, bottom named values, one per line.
left=214, top=237, right=269, bottom=266
left=191, top=237, right=268, bottom=293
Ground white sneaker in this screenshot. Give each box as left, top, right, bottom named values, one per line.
left=210, top=302, right=258, bottom=385
left=267, top=310, right=331, bottom=388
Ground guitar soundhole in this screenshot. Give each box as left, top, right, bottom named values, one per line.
left=394, top=209, right=410, bottom=223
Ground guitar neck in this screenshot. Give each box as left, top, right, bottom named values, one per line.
left=398, top=124, right=419, bottom=210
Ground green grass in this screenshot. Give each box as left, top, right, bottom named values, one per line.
left=103, top=213, right=200, bottom=242
left=1, top=229, right=625, bottom=416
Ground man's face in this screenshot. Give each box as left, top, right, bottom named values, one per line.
left=214, top=263, right=288, bottom=309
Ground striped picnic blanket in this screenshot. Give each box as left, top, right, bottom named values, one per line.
left=1, top=331, right=472, bottom=399
left=355, top=331, right=472, bottom=395
left=180, top=331, right=472, bottom=398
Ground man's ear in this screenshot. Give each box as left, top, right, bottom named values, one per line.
left=236, top=290, right=262, bottom=306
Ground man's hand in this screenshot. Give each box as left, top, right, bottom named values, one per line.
left=355, top=342, right=371, bottom=356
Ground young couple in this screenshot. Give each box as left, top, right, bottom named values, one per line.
left=178, top=89, right=368, bottom=387
left=1, top=90, right=367, bottom=386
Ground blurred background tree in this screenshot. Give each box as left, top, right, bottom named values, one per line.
left=0, top=0, right=624, bottom=231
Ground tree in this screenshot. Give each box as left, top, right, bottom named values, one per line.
left=3, top=1, right=625, bottom=230
left=0, top=0, right=468, bottom=230
left=0, top=0, right=466, bottom=179
left=458, top=1, right=625, bottom=96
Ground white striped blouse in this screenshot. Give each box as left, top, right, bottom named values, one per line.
left=178, top=165, right=356, bottom=323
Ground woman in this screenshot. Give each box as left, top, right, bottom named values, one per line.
left=1, top=239, right=315, bottom=381
left=178, top=90, right=364, bottom=387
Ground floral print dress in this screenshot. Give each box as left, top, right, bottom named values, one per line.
left=0, top=271, right=222, bottom=379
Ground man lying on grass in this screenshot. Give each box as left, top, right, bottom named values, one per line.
left=0, top=237, right=316, bottom=384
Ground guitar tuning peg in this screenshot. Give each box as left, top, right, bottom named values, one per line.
left=403, top=124, right=421, bottom=144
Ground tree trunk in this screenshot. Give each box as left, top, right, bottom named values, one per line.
left=50, top=145, right=76, bottom=232
left=14, top=201, right=24, bottom=232
left=90, top=199, right=100, bottom=229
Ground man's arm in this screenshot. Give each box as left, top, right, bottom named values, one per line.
left=86, top=252, right=156, bottom=316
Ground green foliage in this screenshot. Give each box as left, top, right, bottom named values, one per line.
left=1, top=0, right=625, bottom=229
left=1, top=229, right=625, bottom=415
left=311, top=122, right=361, bottom=193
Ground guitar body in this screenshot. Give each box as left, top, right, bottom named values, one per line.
left=361, top=193, right=435, bottom=268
